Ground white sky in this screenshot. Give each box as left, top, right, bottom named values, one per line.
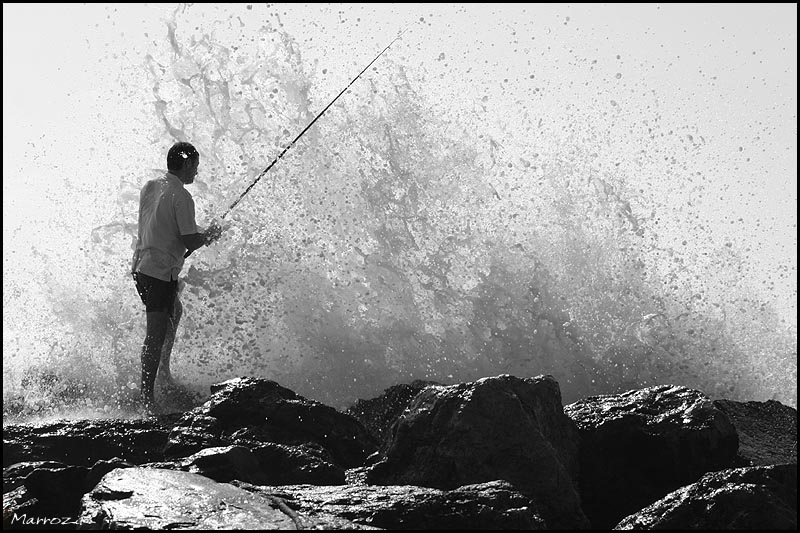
left=3, top=3, right=797, bottom=323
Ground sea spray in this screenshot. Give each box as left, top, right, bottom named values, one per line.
left=3, top=4, right=795, bottom=419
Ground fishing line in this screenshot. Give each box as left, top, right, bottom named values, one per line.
left=186, top=23, right=416, bottom=258
left=220, top=25, right=413, bottom=220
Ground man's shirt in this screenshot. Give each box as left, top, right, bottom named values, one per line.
left=131, top=172, right=198, bottom=281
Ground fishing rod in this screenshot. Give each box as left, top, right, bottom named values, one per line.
left=185, top=27, right=411, bottom=258
left=221, top=27, right=410, bottom=220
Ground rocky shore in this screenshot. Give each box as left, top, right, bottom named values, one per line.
left=3, top=375, right=797, bottom=530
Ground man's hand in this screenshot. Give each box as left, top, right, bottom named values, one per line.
left=183, top=219, right=228, bottom=258
left=204, top=218, right=226, bottom=245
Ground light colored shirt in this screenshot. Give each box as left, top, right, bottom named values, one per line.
left=131, top=172, right=198, bottom=281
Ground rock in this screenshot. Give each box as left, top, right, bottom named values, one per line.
left=614, top=463, right=797, bottom=530
left=22, top=463, right=89, bottom=516
left=4, top=460, right=66, bottom=492
left=78, top=467, right=375, bottom=530
left=346, top=380, right=440, bottom=452
left=713, top=399, right=797, bottom=466
left=251, top=442, right=345, bottom=485
left=145, top=443, right=345, bottom=486
left=2, top=457, right=134, bottom=528
left=3, top=485, right=39, bottom=530
left=366, top=374, right=589, bottom=530
left=85, top=458, right=136, bottom=491
left=1, top=462, right=88, bottom=530
left=564, top=384, right=739, bottom=530
left=164, top=377, right=377, bottom=468
left=182, top=445, right=267, bottom=484
left=3, top=415, right=181, bottom=468
left=243, top=479, right=546, bottom=530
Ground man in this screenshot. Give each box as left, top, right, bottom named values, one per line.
left=131, top=142, right=223, bottom=414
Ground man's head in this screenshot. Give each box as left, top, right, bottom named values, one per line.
left=167, top=142, right=200, bottom=184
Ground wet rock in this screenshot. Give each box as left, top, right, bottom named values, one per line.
left=78, top=467, right=375, bottom=530
left=346, top=380, right=440, bottom=452
left=85, top=458, right=135, bottom=492
left=145, top=443, right=345, bottom=486
left=614, top=463, right=797, bottom=530
left=164, top=377, right=377, bottom=468
left=3, top=415, right=181, bottom=468
left=1, top=463, right=88, bottom=530
left=22, top=464, right=89, bottom=516
left=564, top=384, right=739, bottom=530
left=366, top=374, right=589, bottom=530
left=713, top=399, right=797, bottom=466
left=244, top=479, right=546, bottom=530
left=4, top=461, right=66, bottom=492
left=2, top=457, right=134, bottom=529
left=180, top=445, right=267, bottom=485
left=251, top=442, right=345, bottom=485
left=3, top=486, right=39, bottom=530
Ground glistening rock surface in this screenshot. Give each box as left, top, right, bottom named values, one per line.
left=713, top=399, right=797, bottom=466
left=164, top=377, right=377, bottom=468
left=3, top=416, right=180, bottom=468
left=346, top=380, right=440, bottom=453
left=244, top=479, right=546, bottom=530
left=366, top=374, right=589, bottom=530
left=614, top=463, right=797, bottom=530
left=564, top=384, right=739, bottom=529
left=78, top=467, right=374, bottom=530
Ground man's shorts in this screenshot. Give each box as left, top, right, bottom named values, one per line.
left=133, top=272, right=178, bottom=315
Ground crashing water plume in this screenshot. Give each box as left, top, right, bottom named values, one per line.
left=3, top=4, right=795, bottom=420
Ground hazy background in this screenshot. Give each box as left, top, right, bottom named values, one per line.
left=3, top=4, right=796, bottom=416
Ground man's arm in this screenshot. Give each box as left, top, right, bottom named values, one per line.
left=181, top=221, right=224, bottom=258
left=179, top=232, right=209, bottom=254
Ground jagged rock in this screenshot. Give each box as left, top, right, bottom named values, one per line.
left=2, top=462, right=89, bottom=530
left=366, top=374, right=589, bottom=530
left=164, top=377, right=377, bottom=468
left=22, top=463, right=90, bottom=517
left=85, top=458, right=136, bottom=491
left=4, top=461, right=66, bottom=492
left=144, top=443, right=345, bottom=486
left=251, top=442, right=345, bottom=485
left=713, top=399, right=797, bottom=466
left=242, top=479, right=546, bottom=530
left=2, top=415, right=181, bottom=467
left=2, top=457, right=134, bottom=528
left=614, top=463, right=797, bottom=530
left=346, top=380, right=440, bottom=452
left=180, top=445, right=267, bottom=484
left=3, top=485, right=39, bottom=530
left=564, top=384, right=739, bottom=530
left=78, top=467, right=376, bottom=530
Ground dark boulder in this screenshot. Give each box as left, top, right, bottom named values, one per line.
left=251, top=442, right=345, bottom=485
left=144, top=443, right=345, bottom=486
left=346, top=380, right=440, bottom=452
left=3, top=485, right=40, bottom=530
left=4, top=461, right=66, bottom=492
left=78, top=467, right=374, bottom=530
left=164, top=445, right=267, bottom=485
left=3, top=415, right=180, bottom=468
left=164, top=377, right=377, bottom=468
left=614, top=463, right=797, bottom=530
left=2, top=457, right=133, bottom=530
left=245, top=479, right=546, bottom=530
left=713, top=399, right=797, bottom=466
left=564, top=384, right=739, bottom=530
left=366, top=374, right=588, bottom=530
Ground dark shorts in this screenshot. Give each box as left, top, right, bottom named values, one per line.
left=133, top=272, right=178, bottom=315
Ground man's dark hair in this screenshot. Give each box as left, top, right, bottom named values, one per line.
left=167, top=142, right=199, bottom=172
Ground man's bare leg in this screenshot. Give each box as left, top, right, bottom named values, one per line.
left=141, top=310, right=170, bottom=413
left=157, top=295, right=183, bottom=389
